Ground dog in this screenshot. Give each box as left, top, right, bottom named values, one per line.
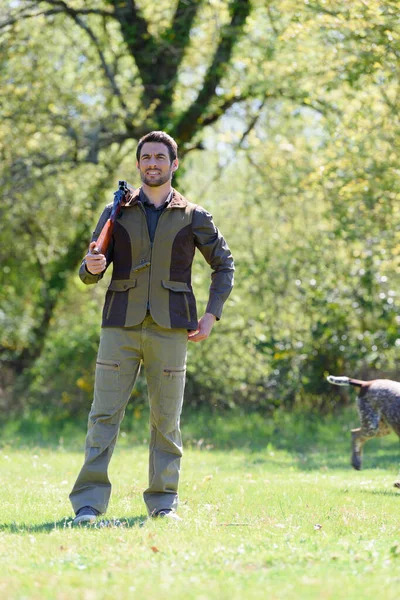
left=327, top=375, right=400, bottom=484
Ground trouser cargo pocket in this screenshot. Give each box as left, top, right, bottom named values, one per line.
left=90, top=359, right=122, bottom=432
left=154, top=367, right=186, bottom=433
left=95, top=359, right=120, bottom=391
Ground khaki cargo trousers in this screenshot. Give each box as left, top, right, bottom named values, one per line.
left=69, top=314, right=188, bottom=516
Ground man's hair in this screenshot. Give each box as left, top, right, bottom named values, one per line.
left=136, top=131, right=178, bottom=163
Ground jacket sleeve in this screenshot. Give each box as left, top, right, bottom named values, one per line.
left=78, top=204, right=114, bottom=285
left=192, top=206, right=234, bottom=319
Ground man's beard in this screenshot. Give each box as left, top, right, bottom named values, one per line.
left=140, top=169, right=173, bottom=187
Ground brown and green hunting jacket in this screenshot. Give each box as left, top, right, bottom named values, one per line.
left=79, top=187, right=234, bottom=330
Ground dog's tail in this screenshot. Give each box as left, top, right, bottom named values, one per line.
left=327, top=375, right=364, bottom=387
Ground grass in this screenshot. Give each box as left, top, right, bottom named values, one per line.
left=0, top=408, right=399, bottom=599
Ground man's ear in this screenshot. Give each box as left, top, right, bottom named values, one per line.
left=172, top=159, right=179, bottom=172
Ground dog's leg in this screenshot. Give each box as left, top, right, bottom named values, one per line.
left=351, top=427, right=365, bottom=471
left=351, top=428, right=364, bottom=470
left=392, top=430, right=400, bottom=488
left=351, top=397, right=391, bottom=469
left=355, top=398, right=380, bottom=471
left=351, top=420, right=391, bottom=470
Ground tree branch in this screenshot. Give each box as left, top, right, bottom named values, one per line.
left=1, top=2, right=127, bottom=113
left=306, top=2, right=344, bottom=18
left=174, top=0, right=251, bottom=143
left=196, top=94, right=244, bottom=129
left=9, top=155, right=123, bottom=373
left=155, top=0, right=202, bottom=90
left=57, top=2, right=129, bottom=113
left=237, top=98, right=267, bottom=147
left=0, top=7, right=62, bottom=29
left=0, top=1, right=114, bottom=30
left=197, top=97, right=268, bottom=197
left=199, top=88, right=274, bottom=129
left=31, top=0, right=114, bottom=18
left=109, top=0, right=159, bottom=104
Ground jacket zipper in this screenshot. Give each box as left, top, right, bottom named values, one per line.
left=139, top=203, right=170, bottom=315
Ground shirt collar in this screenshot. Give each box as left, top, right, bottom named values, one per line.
left=124, top=187, right=188, bottom=208
left=139, top=189, right=173, bottom=210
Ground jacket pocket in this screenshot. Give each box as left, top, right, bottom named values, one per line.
left=161, top=280, right=191, bottom=321
left=161, top=280, right=190, bottom=293
left=108, top=279, right=137, bottom=292
left=157, top=366, right=187, bottom=433
left=163, top=367, right=186, bottom=378
left=96, top=360, right=120, bottom=370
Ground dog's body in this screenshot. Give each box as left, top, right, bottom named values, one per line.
left=327, top=375, right=400, bottom=471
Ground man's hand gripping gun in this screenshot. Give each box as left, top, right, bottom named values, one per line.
left=92, top=180, right=132, bottom=255
left=85, top=181, right=132, bottom=276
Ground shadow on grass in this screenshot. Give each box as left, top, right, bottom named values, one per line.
left=289, top=450, right=400, bottom=472
left=0, top=515, right=148, bottom=534
left=358, top=489, right=400, bottom=497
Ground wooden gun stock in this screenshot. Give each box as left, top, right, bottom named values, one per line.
left=93, top=219, right=114, bottom=255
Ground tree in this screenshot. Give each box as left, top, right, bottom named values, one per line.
left=0, top=0, right=252, bottom=377
left=1, top=0, right=398, bottom=416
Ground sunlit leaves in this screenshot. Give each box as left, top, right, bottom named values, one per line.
left=0, top=0, right=399, bottom=414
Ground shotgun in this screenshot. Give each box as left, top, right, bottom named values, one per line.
left=93, top=180, right=132, bottom=255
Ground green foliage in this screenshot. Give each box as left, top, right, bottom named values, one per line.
left=0, top=1, right=399, bottom=416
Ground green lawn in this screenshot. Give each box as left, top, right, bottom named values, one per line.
left=0, top=410, right=399, bottom=599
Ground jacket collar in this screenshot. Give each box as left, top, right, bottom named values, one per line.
left=125, top=187, right=187, bottom=208
left=169, top=189, right=188, bottom=208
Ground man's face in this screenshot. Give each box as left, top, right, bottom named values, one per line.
left=137, top=142, right=178, bottom=187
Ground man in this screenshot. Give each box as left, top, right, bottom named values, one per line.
left=70, top=131, right=234, bottom=524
